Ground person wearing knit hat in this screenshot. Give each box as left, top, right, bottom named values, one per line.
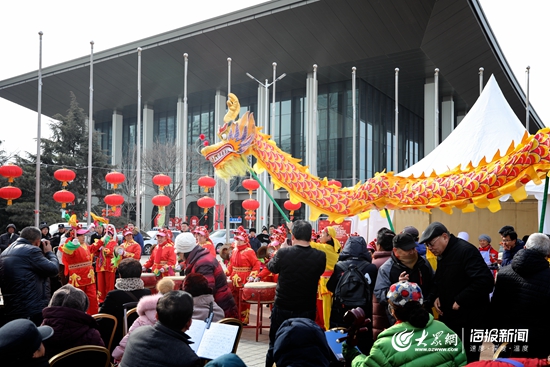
left=41, top=284, right=104, bottom=359
left=457, top=231, right=470, bottom=241
left=478, top=234, right=498, bottom=276
left=226, top=225, right=262, bottom=324
left=143, top=228, right=177, bottom=277
left=0, top=318, right=53, bottom=366
left=177, top=232, right=239, bottom=320
left=194, top=225, right=216, bottom=257
left=310, top=226, right=341, bottom=331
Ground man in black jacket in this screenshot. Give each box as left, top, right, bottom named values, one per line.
left=0, top=223, right=19, bottom=253
left=491, top=233, right=550, bottom=358
left=0, top=226, right=59, bottom=326
left=419, top=222, right=494, bottom=363
left=265, top=220, right=326, bottom=367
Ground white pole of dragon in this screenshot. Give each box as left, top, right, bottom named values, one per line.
left=202, top=94, right=550, bottom=224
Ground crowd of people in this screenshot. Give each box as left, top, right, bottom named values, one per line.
left=0, top=218, right=549, bottom=366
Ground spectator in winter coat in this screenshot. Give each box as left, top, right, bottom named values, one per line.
left=478, top=234, right=499, bottom=276
left=370, top=228, right=394, bottom=340
left=0, top=226, right=59, bottom=325
left=490, top=233, right=550, bottom=359
left=419, top=222, right=494, bottom=363
left=0, top=223, right=19, bottom=252
left=248, top=228, right=262, bottom=252
left=0, top=319, right=54, bottom=367
left=327, top=235, right=377, bottom=353
left=374, top=233, right=434, bottom=325
left=183, top=273, right=225, bottom=322
left=343, top=281, right=467, bottom=367
left=402, top=226, right=425, bottom=257
left=175, top=232, right=238, bottom=319
left=500, top=229, right=525, bottom=267
left=41, top=284, right=104, bottom=359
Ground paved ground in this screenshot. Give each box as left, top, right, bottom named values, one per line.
left=235, top=304, right=271, bottom=367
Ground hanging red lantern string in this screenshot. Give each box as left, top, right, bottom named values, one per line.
left=197, top=196, right=216, bottom=215
left=104, top=193, right=125, bottom=211
left=152, top=194, right=172, bottom=209
left=284, top=200, right=302, bottom=219
left=105, top=171, right=126, bottom=189
left=197, top=176, right=216, bottom=193
left=53, top=189, right=75, bottom=209
left=54, top=168, right=76, bottom=187
left=242, top=178, right=260, bottom=196
left=0, top=186, right=22, bottom=206
left=0, top=163, right=23, bottom=183
left=153, top=174, right=172, bottom=192
left=242, top=198, right=260, bottom=211
left=327, top=179, right=342, bottom=188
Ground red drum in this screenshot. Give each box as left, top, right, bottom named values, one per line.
left=141, top=273, right=158, bottom=294
left=242, top=281, right=276, bottom=304
left=164, top=276, right=186, bottom=291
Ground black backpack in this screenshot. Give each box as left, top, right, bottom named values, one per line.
left=333, top=262, right=371, bottom=308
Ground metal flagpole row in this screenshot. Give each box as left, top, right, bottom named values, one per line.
left=182, top=54, right=189, bottom=225
left=86, top=41, right=94, bottom=226
left=35, top=32, right=43, bottom=226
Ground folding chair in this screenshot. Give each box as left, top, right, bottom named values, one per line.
left=122, top=301, right=139, bottom=335
left=49, top=345, right=111, bottom=367
left=92, top=313, right=118, bottom=353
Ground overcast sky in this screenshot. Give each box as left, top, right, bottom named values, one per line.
left=1, top=0, right=548, bottom=157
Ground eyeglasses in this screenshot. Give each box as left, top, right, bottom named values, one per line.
left=427, top=236, right=440, bottom=248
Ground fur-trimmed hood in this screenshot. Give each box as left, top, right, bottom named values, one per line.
left=137, top=294, right=162, bottom=323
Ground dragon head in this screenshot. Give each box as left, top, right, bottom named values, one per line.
left=201, top=94, right=258, bottom=180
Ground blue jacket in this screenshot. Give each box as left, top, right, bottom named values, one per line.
left=501, top=239, right=525, bottom=266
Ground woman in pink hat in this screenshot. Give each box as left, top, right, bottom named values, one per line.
left=194, top=226, right=216, bottom=257
left=119, top=227, right=141, bottom=260
left=92, top=224, right=119, bottom=303
left=142, top=228, right=177, bottom=277
left=226, top=226, right=261, bottom=324
left=58, top=226, right=100, bottom=315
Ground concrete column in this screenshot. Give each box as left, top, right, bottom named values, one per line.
left=175, top=98, right=185, bottom=219
left=424, top=78, right=436, bottom=155
left=441, top=96, right=455, bottom=141
left=142, top=104, right=155, bottom=229
left=456, top=113, right=465, bottom=125
left=111, top=111, right=123, bottom=168
left=213, top=90, right=227, bottom=230
left=305, top=72, right=318, bottom=225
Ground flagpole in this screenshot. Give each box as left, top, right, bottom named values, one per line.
left=394, top=67, right=399, bottom=173
left=270, top=62, right=277, bottom=225
left=226, top=57, right=232, bottom=243
left=479, top=67, right=484, bottom=95
left=87, top=41, right=94, bottom=226
left=525, top=66, right=530, bottom=133
left=182, top=53, right=188, bottom=225
left=136, top=48, right=142, bottom=228
left=434, top=68, right=439, bottom=147
left=352, top=67, right=357, bottom=184
left=35, top=31, right=43, bottom=227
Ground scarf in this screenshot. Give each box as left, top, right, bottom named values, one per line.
left=115, top=277, right=144, bottom=291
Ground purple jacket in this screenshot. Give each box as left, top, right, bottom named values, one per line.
left=184, top=246, right=238, bottom=319
left=42, top=306, right=104, bottom=359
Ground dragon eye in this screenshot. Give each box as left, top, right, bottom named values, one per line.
left=221, top=133, right=227, bottom=140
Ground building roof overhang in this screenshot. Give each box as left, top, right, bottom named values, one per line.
left=0, top=0, right=543, bottom=130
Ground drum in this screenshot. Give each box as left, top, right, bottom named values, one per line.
left=141, top=273, right=158, bottom=294
left=164, top=276, right=186, bottom=291
left=242, top=281, right=276, bottom=304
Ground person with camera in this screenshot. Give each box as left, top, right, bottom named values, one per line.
left=342, top=281, right=467, bottom=367
left=0, top=226, right=59, bottom=326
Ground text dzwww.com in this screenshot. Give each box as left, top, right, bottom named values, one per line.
left=414, top=348, right=459, bottom=352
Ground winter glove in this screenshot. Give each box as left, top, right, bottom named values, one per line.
left=342, top=342, right=361, bottom=362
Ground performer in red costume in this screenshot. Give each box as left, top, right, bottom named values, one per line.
left=226, top=226, right=261, bottom=324
left=119, top=227, right=141, bottom=261
left=92, top=224, right=119, bottom=303
left=194, top=226, right=216, bottom=257
left=59, top=226, right=101, bottom=315
left=143, top=228, right=177, bottom=277
left=256, top=231, right=285, bottom=283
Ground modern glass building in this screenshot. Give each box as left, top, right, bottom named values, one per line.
left=0, top=0, right=543, bottom=230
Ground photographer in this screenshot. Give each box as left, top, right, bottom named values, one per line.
left=0, top=226, right=59, bottom=326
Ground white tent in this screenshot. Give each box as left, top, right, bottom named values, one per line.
left=398, top=75, right=526, bottom=178
left=397, top=75, right=550, bottom=231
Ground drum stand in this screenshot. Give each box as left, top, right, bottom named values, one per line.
left=239, top=288, right=274, bottom=342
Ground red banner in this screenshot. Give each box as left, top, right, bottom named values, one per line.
left=318, top=220, right=352, bottom=244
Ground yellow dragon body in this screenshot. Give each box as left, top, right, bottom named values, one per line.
left=202, top=94, right=550, bottom=223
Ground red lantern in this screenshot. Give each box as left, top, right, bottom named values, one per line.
left=153, top=174, right=172, bottom=191
left=327, top=179, right=342, bottom=188
left=104, top=193, right=125, bottom=211
left=0, top=163, right=23, bottom=183
left=53, top=189, right=75, bottom=208
left=197, top=196, right=216, bottom=214
left=242, top=178, right=260, bottom=195
left=0, top=186, right=22, bottom=205
left=54, top=168, right=76, bottom=187
left=284, top=200, right=302, bottom=217
left=105, top=171, right=126, bottom=189
left=152, top=194, right=172, bottom=208
left=197, top=176, right=216, bottom=193
left=242, top=198, right=260, bottom=211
